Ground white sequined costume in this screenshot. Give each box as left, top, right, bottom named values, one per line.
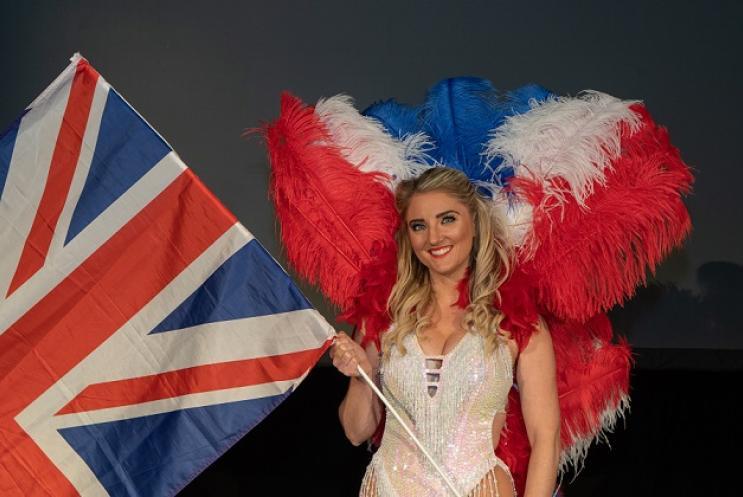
left=360, top=331, right=516, bottom=497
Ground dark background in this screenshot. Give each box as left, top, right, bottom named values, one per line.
left=2, top=1, right=741, bottom=495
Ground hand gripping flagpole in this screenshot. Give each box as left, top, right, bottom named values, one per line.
left=354, top=364, right=463, bottom=497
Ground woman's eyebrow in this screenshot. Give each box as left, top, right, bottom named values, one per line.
left=436, top=210, right=459, bottom=218
left=407, top=210, right=460, bottom=224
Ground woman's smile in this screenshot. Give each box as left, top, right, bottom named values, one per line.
left=429, top=245, right=453, bottom=258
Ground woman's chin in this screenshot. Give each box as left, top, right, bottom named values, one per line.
left=427, top=260, right=468, bottom=279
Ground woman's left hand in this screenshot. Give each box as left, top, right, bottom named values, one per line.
left=329, top=332, right=373, bottom=378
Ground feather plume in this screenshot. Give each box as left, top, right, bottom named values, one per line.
left=263, top=93, right=398, bottom=332
left=517, top=103, right=693, bottom=321
left=363, top=78, right=553, bottom=185
left=362, top=98, right=420, bottom=139
left=549, top=314, right=632, bottom=475
left=417, top=78, right=512, bottom=180
left=473, top=181, right=534, bottom=248
left=486, top=91, right=643, bottom=207
left=315, top=94, right=433, bottom=188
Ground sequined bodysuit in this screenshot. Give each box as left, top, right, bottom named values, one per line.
left=360, top=331, right=516, bottom=497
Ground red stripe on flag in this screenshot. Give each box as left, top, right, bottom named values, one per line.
left=57, top=342, right=332, bottom=415
left=7, top=59, right=100, bottom=297
left=0, top=169, right=235, bottom=497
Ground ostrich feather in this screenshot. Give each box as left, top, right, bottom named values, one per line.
left=474, top=180, right=534, bottom=249
left=363, top=78, right=553, bottom=185
left=263, top=93, right=398, bottom=331
left=315, top=94, right=432, bottom=188
left=549, top=314, right=632, bottom=475
left=519, top=103, right=694, bottom=321
left=486, top=91, right=643, bottom=207
left=360, top=97, right=420, bottom=141
left=417, top=77, right=512, bottom=180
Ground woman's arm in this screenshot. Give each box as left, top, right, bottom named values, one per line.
left=516, top=318, right=561, bottom=497
left=331, top=328, right=383, bottom=446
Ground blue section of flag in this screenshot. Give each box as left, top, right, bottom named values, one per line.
left=58, top=391, right=291, bottom=497
left=65, top=89, right=171, bottom=245
left=150, top=239, right=312, bottom=334
left=0, top=110, right=27, bottom=199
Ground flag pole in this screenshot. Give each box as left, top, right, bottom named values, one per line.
left=355, top=365, right=463, bottom=497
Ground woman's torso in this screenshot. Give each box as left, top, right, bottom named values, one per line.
left=360, top=331, right=516, bottom=497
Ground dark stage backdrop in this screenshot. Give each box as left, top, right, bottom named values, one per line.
left=2, top=1, right=741, bottom=496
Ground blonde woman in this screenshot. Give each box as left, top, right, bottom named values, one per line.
left=330, top=167, right=561, bottom=497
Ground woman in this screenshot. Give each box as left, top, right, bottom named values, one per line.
left=330, top=167, right=561, bottom=497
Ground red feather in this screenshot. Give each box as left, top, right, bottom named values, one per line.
left=496, top=312, right=632, bottom=493
left=550, top=314, right=632, bottom=470
left=263, top=93, right=398, bottom=343
left=515, top=103, right=694, bottom=321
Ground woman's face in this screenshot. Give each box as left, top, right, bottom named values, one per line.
left=405, top=191, right=475, bottom=280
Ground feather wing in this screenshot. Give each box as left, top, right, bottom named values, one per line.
left=492, top=96, right=689, bottom=490
left=507, top=102, right=693, bottom=321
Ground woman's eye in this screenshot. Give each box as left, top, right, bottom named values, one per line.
left=410, top=223, right=425, bottom=232
left=442, top=215, right=456, bottom=224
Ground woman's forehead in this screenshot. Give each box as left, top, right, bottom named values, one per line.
left=406, top=191, right=467, bottom=218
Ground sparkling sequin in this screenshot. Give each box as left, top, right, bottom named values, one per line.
left=360, top=331, right=516, bottom=497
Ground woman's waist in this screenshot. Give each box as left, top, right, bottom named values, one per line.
left=370, top=435, right=506, bottom=496
left=378, top=417, right=497, bottom=467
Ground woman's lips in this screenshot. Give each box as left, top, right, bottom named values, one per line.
left=428, top=245, right=452, bottom=258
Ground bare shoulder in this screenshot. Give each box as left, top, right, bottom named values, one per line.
left=516, top=316, right=556, bottom=384
left=503, top=316, right=551, bottom=370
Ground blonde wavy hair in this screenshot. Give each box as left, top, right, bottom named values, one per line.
left=382, top=167, right=513, bottom=358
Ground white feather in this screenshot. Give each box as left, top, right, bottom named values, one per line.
left=485, top=91, right=643, bottom=206
left=475, top=181, right=534, bottom=250
left=315, top=94, right=433, bottom=189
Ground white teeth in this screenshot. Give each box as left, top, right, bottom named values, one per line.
left=430, top=246, right=452, bottom=256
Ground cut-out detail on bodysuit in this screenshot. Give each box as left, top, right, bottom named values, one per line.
left=360, top=332, right=515, bottom=497
left=425, top=357, right=443, bottom=397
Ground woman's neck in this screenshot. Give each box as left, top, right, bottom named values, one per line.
left=429, top=269, right=465, bottom=314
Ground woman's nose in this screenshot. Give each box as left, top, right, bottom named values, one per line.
left=428, top=224, right=443, bottom=245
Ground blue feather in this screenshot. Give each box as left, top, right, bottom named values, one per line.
left=362, top=77, right=554, bottom=187
left=363, top=99, right=419, bottom=140
left=504, top=84, right=554, bottom=115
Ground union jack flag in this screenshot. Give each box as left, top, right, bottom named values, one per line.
left=0, top=54, right=334, bottom=497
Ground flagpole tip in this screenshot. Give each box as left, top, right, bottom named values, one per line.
left=70, top=52, right=87, bottom=64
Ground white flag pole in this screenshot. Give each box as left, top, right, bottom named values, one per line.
left=355, top=364, right=463, bottom=497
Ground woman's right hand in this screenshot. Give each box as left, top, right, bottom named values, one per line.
left=330, top=332, right=373, bottom=378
